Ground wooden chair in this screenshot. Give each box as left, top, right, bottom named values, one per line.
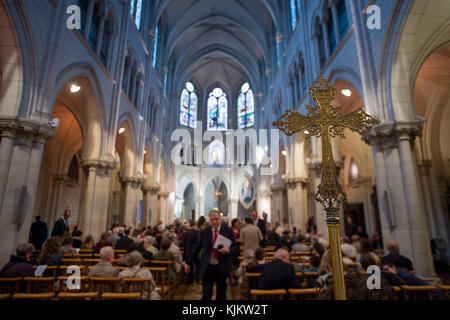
left=23, top=277, right=55, bottom=293
left=57, top=276, right=89, bottom=292
left=251, top=289, right=286, bottom=300
left=59, top=265, right=85, bottom=276
left=246, top=273, right=261, bottom=299
left=78, top=254, right=93, bottom=259
left=392, top=286, right=402, bottom=300
left=62, top=258, right=83, bottom=266
left=373, top=249, right=384, bottom=256
left=32, top=265, right=58, bottom=278
left=83, top=259, right=101, bottom=269
left=346, top=255, right=357, bottom=261
left=12, top=292, right=55, bottom=300
left=288, top=288, right=321, bottom=300
left=343, top=262, right=358, bottom=269
left=402, top=285, right=437, bottom=300
left=302, top=272, right=320, bottom=288
left=264, top=246, right=276, bottom=251
left=0, top=293, right=10, bottom=300
left=151, top=260, right=175, bottom=298
left=439, top=285, right=450, bottom=300
left=57, top=292, right=97, bottom=300
left=89, top=277, right=121, bottom=298
left=122, top=278, right=153, bottom=300
left=93, top=254, right=101, bottom=259
left=144, top=267, right=168, bottom=299
left=101, top=292, right=141, bottom=300
left=114, top=250, right=127, bottom=258
left=0, top=277, right=21, bottom=295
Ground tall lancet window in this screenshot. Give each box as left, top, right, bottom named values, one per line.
left=238, top=82, right=255, bottom=129
left=131, top=0, right=143, bottom=30
left=290, top=0, right=297, bottom=31
left=180, top=82, right=197, bottom=129
left=207, top=88, right=227, bottom=131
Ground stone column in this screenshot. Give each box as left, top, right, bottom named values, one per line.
left=284, top=177, right=309, bottom=233
left=359, top=177, right=376, bottom=237
left=270, top=184, right=286, bottom=225
left=158, top=190, right=170, bottom=225
left=330, top=0, right=341, bottom=42
left=0, top=129, right=16, bottom=211
left=141, top=185, right=160, bottom=227
left=229, top=199, right=238, bottom=220
left=364, top=121, right=438, bottom=282
left=78, top=159, right=116, bottom=237
left=95, top=13, right=106, bottom=56
left=321, top=20, right=331, bottom=59
left=49, top=175, right=68, bottom=227
left=119, top=175, right=144, bottom=228
left=0, top=118, right=55, bottom=266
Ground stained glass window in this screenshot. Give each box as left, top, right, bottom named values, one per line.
left=237, top=82, right=255, bottom=129
left=179, top=82, right=197, bottom=129
left=135, top=0, right=143, bottom=30
left=290, top=0, right=297, bottom=31
left=153, top=25, right=158, bottom=68
left=207, top=88, right=227, bottom=131
left=130, top=0, right=135, bottom=15
left=338, top=0, right=349, bottom=39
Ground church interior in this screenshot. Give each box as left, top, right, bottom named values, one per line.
left=0, top=0, right=449, bottom=301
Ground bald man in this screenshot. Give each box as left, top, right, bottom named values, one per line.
left=259, top=248, right=301, bottom=291
left=381, top=240, right=414, bottom=271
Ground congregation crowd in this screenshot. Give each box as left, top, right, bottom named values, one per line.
left=0, top=209, right=447, bottom=300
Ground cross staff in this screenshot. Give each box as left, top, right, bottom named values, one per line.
left=273, top=76, right=380, bottom=300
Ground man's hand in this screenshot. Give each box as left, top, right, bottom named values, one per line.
left=218, top=247, right=230, bottom=254
left=184, top=264, right=191, bottom=274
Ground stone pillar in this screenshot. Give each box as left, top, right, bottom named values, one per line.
left=84, top=0, right=95, bottom=39
left=49, top=175, right=68, bottom=227
left=360, top=177, right=376, bottom=237
left=119, top=175, right=144, bottom=228
left=285, top=177, right=309, bottom=233
left=78, top=159, right=116, bottom=238
left=270, top=184, right=286, bottom=225
left=229, top=199, right=238, bottom=220
left=158, top=191, right=170, bottom=225
left=364, top=121, right=438, bottom=282
left=321, top=21, right=331, bottom=59
left=95, top=13, right=106, bottom=56
left=141, top=185, right=160, bottom=227
left=0, top=119, right=55, bottom=265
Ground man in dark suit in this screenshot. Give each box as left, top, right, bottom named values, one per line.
left=182, top=220, right=200, bottom=283
left=259, top=248, right=301, bottom=290
left=51, top=210, right=71, bottom=237
left=185, top=211, right=236, bottom=300
left=381, top=240, right=414, bottom=271
left=115, top=228, right=134, bottom=250
left=29, top=216, right=47, bottom=250
left=251, top=211, right=266, bottom=245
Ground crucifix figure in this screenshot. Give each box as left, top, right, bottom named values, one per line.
left=273, top=76, right=380, bottom=300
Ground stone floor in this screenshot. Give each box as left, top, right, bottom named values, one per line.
left=173, top=279, right=241, bottom=300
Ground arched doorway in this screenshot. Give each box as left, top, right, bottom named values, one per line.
left=204, top=177, right=229, bottom=221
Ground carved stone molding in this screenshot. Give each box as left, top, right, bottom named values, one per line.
left=0, top=117, right=56, bottom=147
left=269, top=183, right=286, bottom=192
left=80, top=158, right=118, bottom=177
left=142, top=184, right=161, bottom=194
left=119, top=175, right=145, bottom=188
left=282, top=176, right=309, bottom=189
left=363, top=119, right=424, bottom=150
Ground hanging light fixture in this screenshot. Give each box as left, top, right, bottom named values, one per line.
left=341, top=85, right=352, bottom=97
left=69, top=81, right=81, bottom=93
left=118, top=127, right=125, bottom=134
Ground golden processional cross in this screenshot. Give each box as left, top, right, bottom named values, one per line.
left=273, top=77, right=380, bottom=300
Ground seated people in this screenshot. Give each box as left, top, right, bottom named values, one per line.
left=61, top=237, right=77, bottom=255
left=360, top=254, right=405, bottom=287
left=119, top=250, right=160, bottom=300
left=302, top=254, right=321, bottom=273
left=115, top=228, right=134, bottom=250
left=381, top=240, right=414, bottom=271
left=88, top=246, right=119, bottom=278
left=72, top=230, right=83, bottom=249
left=292, top=234, right=309, bottom=252
left=39, top=237, right=63, bottom=266
left=94, top=232, right=113, bottom=253
left=81, top=235, right=95, bottom=250
left=382, top=262, right=429, bottom=286
left=246, top=248, right=266, bottom=273
left=341, top=236, right=358, bottom=257
left=154, top=239, right=176, bottom=283
left=0, top=243, right=35, bottom=277
left=258, top=248, right=301, bottom=290
left=136, top=238, right=154, bottom=263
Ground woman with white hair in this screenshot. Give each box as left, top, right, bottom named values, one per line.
left=119, top=251, right=161, bottom=300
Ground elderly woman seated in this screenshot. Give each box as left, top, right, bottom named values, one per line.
left=119, top=250, right=160, bottom=300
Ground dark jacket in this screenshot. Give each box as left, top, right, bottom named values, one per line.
left=345, top=223, right=358, bottom=238
left=137, top=247, right=153, bottom=262
left=182, top=228, right=200, bottom=261
left=30, top=221, right=47, bottom=249
left=51, top=218, right=69, bottom=237
left=259, top=259, right=301, bottom=290
left=72, top=238, right=82, bottom=249
left=0, top=255, right=34, bottom=277
left=255, top=218, right=266, bottom=240
left=187, top=225, right=236, bottom=279
left=115, top=237, right=134, bottom=250
left=381, top=271, right=406, bottom=287
left=382, top=253, right=414, bottom=271
left=396, top=267, right=429, bottom=286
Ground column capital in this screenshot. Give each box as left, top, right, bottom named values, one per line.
left=142, top=184, right=161, bottom=194
left=80, top=158, right=118, bottom=171
left=282, top=176, right=309, bottom=189
left=363, top=119, right=424, bottom=149
left=119, top=175, right=145, bottom=187
left=0, top=116, right=56, bottom=147
left=269, top=183, right=286, bottom=192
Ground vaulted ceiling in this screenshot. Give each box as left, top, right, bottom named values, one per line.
left=155, top=0, right=278, bottom=98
